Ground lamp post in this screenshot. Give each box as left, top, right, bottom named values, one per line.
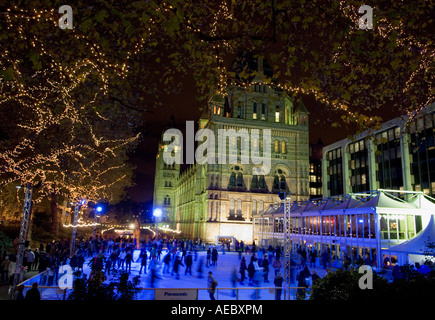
left=93, top=205, right=103, bottom=238
left=153, top=208, right=162, bottom=241
left=70, top=201, right=80, bottom=257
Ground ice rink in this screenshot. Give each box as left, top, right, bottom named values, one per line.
left=21, top=248, right=328, bottom=300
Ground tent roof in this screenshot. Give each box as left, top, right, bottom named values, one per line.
left=356, top=192, right=416, bottom=209
left=332, top=196, right=360, bottom=210
left=387, top=214, right=435, bottom=254
left=259, top=191, right=435, bottom=217
left=409, top=194, right=435, bottom=209
left=306, top=198, right=338, bottom=211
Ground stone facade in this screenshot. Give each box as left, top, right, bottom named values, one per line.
left=153, top=54, right=310, bottom=245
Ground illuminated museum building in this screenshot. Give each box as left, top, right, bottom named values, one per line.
left=153, top=53, right=310, bottom=244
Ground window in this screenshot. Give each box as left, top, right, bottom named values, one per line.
left=259, top=200, right=264, bottom=213
left=253, top=103, right=257, bottom=119
left=236, top=173, right=244, bottom=187
left=261, top=104, right=266, bottom=120
left=274, top=140, right=279, bottom=153
left=229, top=172, right=236, bottom=188
left=237, top=104, right=242, bottom=118
left=281, top=141, right=286, bottom=154
left=237, top=199, right=242, bottom=216
left=275, top=106, right=280, bottom=122
left=273, top=175, right=280, bottom=189
left=164, top=195, right=171, bottom=206
left=259, top=175, right=265, bottom=190
left=251, top=175, right=258, bottom=189
left=280, top=176, right=286, bottom=190
left=215, top=174, right=220, bottom=188
left=273, top=172, right=287, bottom=191
left=213, top=105, right=221, bottom=115
left=230, top=199, right=235, bottom=216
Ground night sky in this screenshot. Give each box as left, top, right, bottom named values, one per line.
left=126, top=87, right=357, bottom=203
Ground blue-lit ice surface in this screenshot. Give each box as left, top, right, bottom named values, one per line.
left=63, top=248, right=327, bottom=300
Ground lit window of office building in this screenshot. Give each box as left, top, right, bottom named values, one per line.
left=322, top=103, right=435, bottom=198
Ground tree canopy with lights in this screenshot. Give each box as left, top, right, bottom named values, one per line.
left=0, top=0, right=433, bottom=210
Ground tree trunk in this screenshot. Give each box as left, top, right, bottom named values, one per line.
left=51, top=192, right=59, bottom=237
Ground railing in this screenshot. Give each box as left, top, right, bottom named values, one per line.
left=16, top=263, right=313, bottom=300
left=17, top=279, right=310, bottom=300
left=135, top=286, right=310, bottom=300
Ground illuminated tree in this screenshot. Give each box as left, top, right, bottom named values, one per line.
left=0, top=3, right=141, bottom=236
left=0, top=1, right=433, bottom=235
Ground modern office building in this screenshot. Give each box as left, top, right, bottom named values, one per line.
left=253, top=103, right=435, bottom=266
left=322, top=103, right=435, bottom=198
left=309, top=139, right=323, bottom=199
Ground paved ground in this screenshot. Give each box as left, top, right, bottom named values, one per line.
left=5, top=249, right=329, bottom=300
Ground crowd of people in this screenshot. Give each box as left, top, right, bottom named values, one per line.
left=2, top=235, right=334, bottom=300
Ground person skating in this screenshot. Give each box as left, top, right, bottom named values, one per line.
left=207, top=271, right=218, bottom=300
left=184, top=252, right=193, bottom=275
left=239, top=256, right=247, bottom=285
left=173, top=254, right=184, bottom=279
left=139, top=250, right=148, bottom=275
left=274, top=272, right=283, bottom=300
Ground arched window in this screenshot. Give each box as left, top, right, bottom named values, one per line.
left=237, top=199, right=242, bottom=216
left=251, top=175, right=258, bottom=189
left=274, top=140, right=279, bottom=153
left=236, top=172, right=244, bottom=187
left=275, top=106, right=280, bottom=122
left=259, top=175, right=266, bottom=190
left=273, top=175, right=280, bottom=190
left=230, top=198, right=235, bottom=217
left=273, top=168, right=288, bottom=191
left=280, top=176, right=286, bottom=190
left=228, top=165, right=244, bottom=189
left=229, top=172, right=236, bottom=188
left=164, top=195, right=171, bottom=206
left=281, top=141, right=286, bottom=154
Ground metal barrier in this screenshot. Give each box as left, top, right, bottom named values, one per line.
left=16, top=284, right=310, bottom=300
left=137, top=286, right=311, bottom=300
left=17, top=270, right=311, bottom=300
left=15, top=270, right=72, bottom=300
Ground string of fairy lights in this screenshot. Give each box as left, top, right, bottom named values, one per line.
left=1, top=6, right=141, bottom=204
left=1, top=2, right=432, bottom=207
left=338, top=1, right=434, bottom=117
left=62, top=221, right=181, bottom=235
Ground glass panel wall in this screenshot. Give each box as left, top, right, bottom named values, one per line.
left=326, top=148, right=344, bottom=196
left=375, top=127, right=404, bottom=190
left=348, top=139, right=370, bottom=192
